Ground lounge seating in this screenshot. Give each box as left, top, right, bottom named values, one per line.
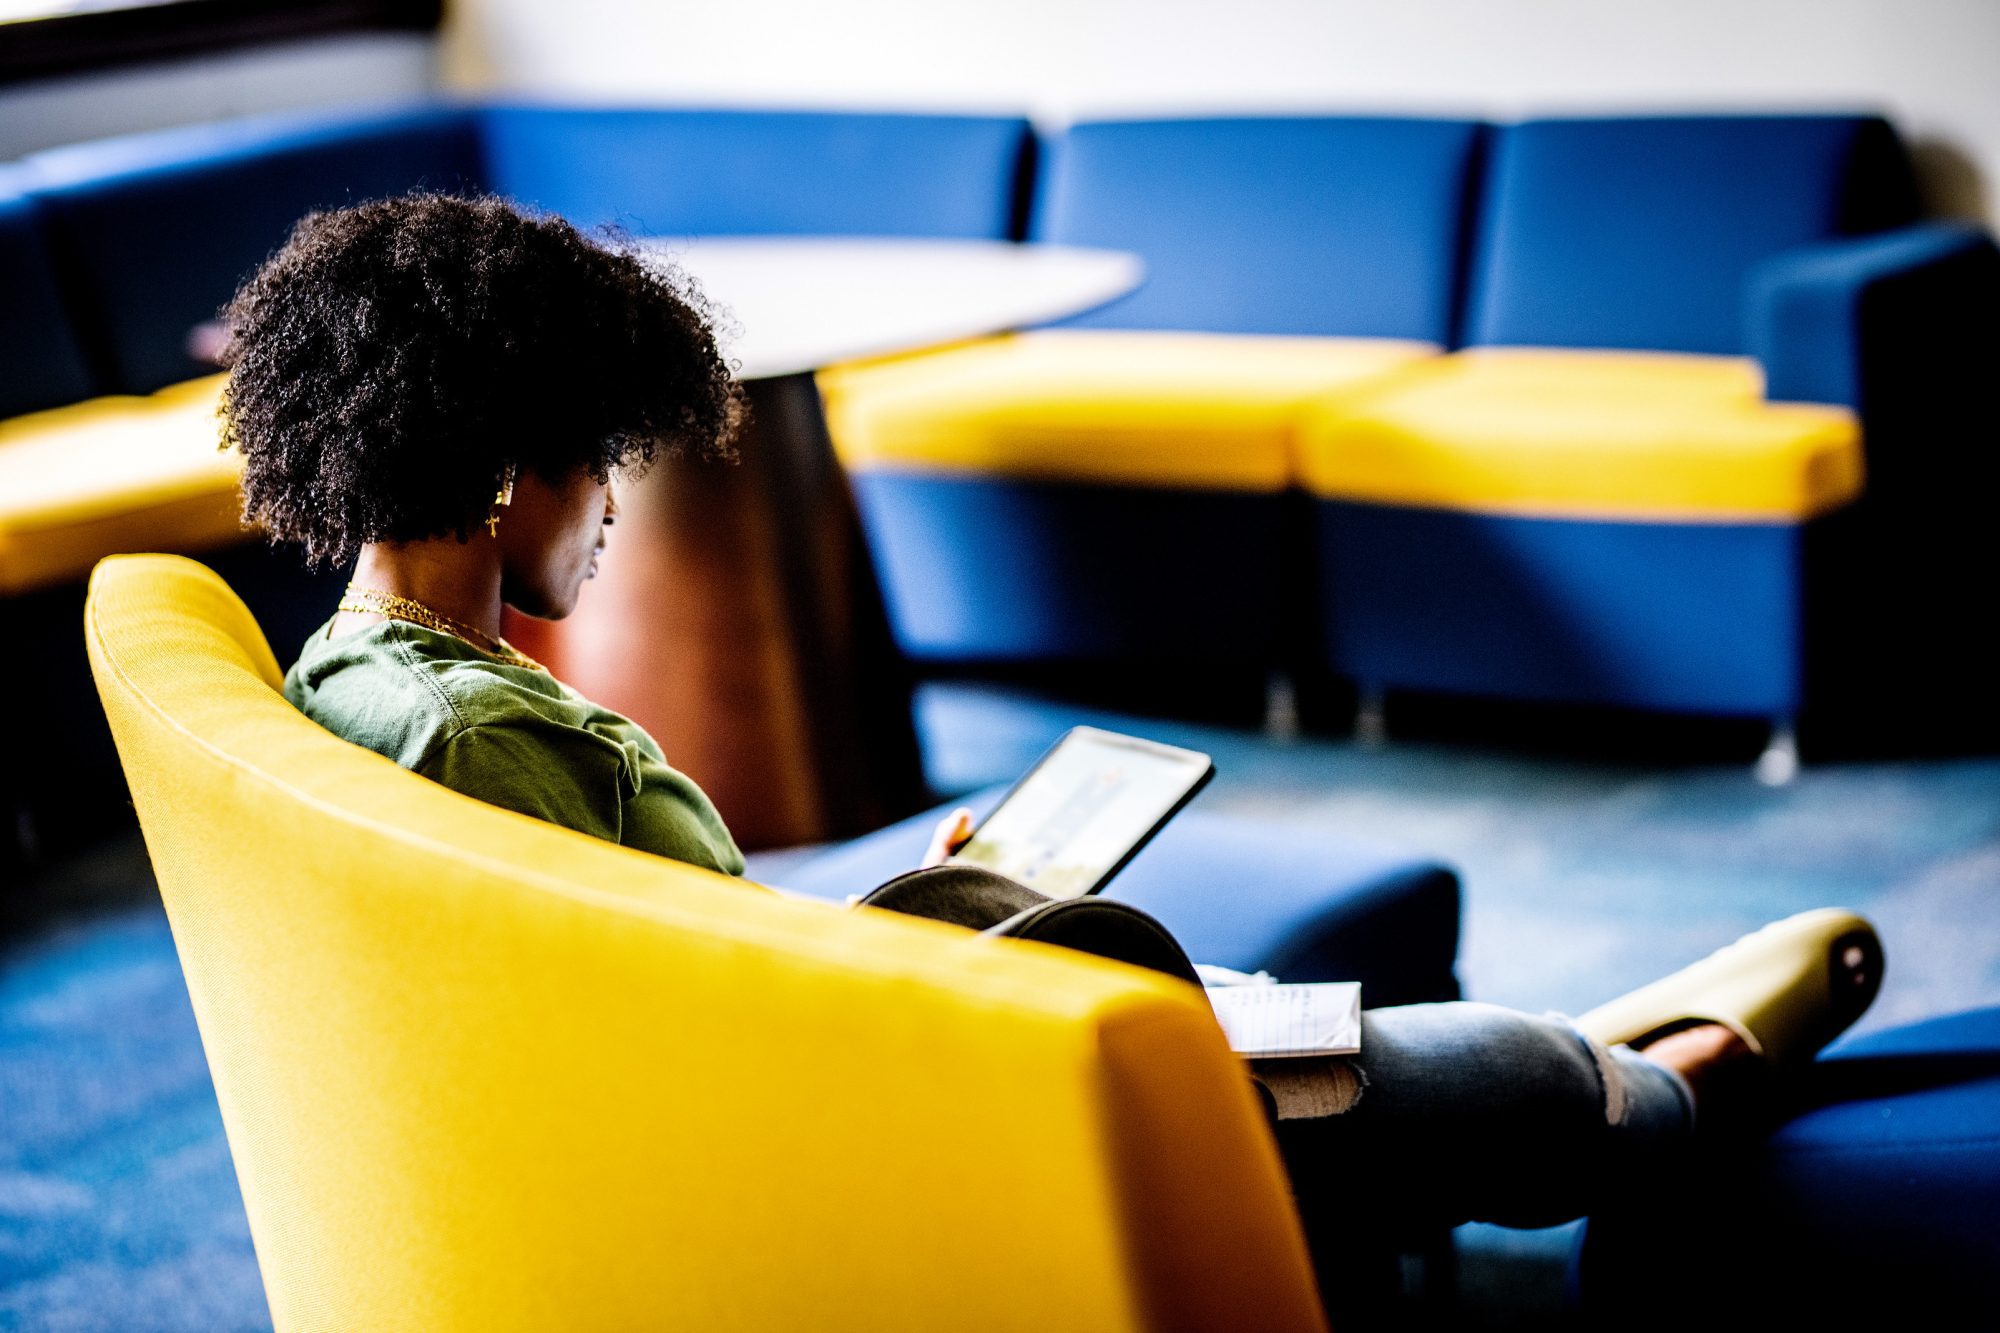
left=818, top=112, right=2000, bottom=757
left=84, top=552, right=1329, bottom=1331
left=1302, top=116, right=2000, bottom=746
left=822, top=115, right=1484, bottom=672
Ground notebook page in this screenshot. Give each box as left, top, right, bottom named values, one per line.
left=1205, top=982, right=1362, bottom=1058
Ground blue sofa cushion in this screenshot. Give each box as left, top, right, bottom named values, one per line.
left=1466, top=115, right=1919, bottom=356
left=1580, top=1006, right=2000, bottom=1319
left=479, top=106, right=1032, bottom=239
left=0, top=170, right=97, bottom=419
left=22, top=103, right=483, bottom=394
left=773, top=786, right=1462, bottom=1007
left=1032, top=116, right=1485, bottom=341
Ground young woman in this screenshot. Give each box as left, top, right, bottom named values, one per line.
left=225, top=191, right=1882, bottom=1262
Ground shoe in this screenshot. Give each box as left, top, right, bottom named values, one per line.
left=1574, top=909, right=1883, bottom=1066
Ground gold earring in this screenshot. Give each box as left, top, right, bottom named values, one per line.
left=486, top=463, right=516, bottom=538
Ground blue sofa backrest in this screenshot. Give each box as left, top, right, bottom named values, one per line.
left=479, top=106, right=1033, bottom=239
left=21, top=104, right=484, bottom=394
left=1030, top=116, right=1486, bottom=342
left=0, top=169, right=98, bottom=419
left=1464, top=114, right=1920, bottom=356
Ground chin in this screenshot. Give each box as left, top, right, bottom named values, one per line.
left=504, top=588, right=568, bottom=621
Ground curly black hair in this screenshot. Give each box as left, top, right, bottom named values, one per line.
left=219, top=192, right=742, bottom=568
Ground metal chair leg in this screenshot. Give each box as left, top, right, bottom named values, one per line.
left=1264, top=672, right=1301, bottom=742
left=1755, top=717, right=1800, bottom=786
left=1355, top=686, right=1389, bottom=749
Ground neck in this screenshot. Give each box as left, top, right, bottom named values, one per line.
left=348, top=539, right=506, bottom=642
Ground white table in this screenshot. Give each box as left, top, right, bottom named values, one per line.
left=659, top=236, right=1141, bottom=379
left=504, top=237, right=1141, bottom=849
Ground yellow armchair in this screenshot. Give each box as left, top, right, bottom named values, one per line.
left=83, top=553, right=1324, bottom=1332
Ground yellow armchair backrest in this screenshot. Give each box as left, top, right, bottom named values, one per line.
left=84, top=554, right=1324, bottom=1332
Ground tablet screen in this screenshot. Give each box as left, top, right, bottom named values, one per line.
left=949, top=726, right=1214, bottom=899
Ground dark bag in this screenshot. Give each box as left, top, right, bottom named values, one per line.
left=857, top=864, right=1201, bottom=988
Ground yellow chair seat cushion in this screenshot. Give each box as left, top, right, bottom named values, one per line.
left=819, top=330, right=1439, bottom=491
left=1296, top=348, right=1863, bottom=522
left=0, top=374, right=246, bottom=595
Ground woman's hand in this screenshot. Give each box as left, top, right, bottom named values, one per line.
left=920, top=807, right=976, bottom=869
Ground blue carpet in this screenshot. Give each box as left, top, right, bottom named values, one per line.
left=5, top=681, right=2000, bottom=1329
left=0, top=909, right=264, bottom=1332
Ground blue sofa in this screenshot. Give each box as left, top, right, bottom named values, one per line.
left=12, top=102, right=1997, bottom=750
left=818, top=111, right=2000, bottom=757
left=825, top=116, right=1485, bottom=677
left=1305, top=115, right=2000, bottom=741
left=17, top=102, right=1031, bottom=397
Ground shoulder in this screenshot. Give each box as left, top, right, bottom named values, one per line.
left=285, top=619, right=466, bottom=768
left=286, top=619, right=589, bottom=769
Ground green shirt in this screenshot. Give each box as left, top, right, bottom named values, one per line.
left=283, top=617, right=745, bottom=876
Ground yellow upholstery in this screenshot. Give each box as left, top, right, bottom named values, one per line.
left=1295, top=348, right=1864, bottom=522
left=819, top=330, right=1438, bottom=491
left=84, top=554, right=1323, bottom=1333
left=0, top=375, right=247, bottom=595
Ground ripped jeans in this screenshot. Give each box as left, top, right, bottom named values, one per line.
left=1265, top=1003, right=1696, bottom=1246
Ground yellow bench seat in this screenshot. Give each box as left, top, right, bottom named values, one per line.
left=0, top=374, right=246, bottom=596
left=820, top=330, right=1439, bottom=492
left=1296, top=348, right=1864, bottom=523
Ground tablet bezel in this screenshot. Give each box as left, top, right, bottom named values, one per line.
left=948, top=725, right=1216, bottom=897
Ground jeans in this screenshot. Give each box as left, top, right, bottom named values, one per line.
left=1269, top=1003, right=1696, bottom=1247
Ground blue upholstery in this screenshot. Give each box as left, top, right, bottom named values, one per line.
left=1750, top=221, right=1996, bottom=408
left=777, top=786, right=1464, bottom=1008
left=0, top=169, right=97, bottom=420
left=1580, top=1006, right=2000, bottom=1320
left=1033, top=116, right=1484, bottom=338
left=1466, top=115, right=1919, bottom=354
left=1317, top=500, right=1808, bottom=716
left=845, top=116, right=1483, bottom=672
left=1316, top=120, right=2000, bottom=723
left=22, top=104, right=483, bottom=393
left=14, top=102, right=1033, bottom=399
left=852, top=474, right=1287, bottom=664
left=480, top=106, right=1032, bottom=239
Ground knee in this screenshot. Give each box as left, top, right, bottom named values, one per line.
left=1357, top=1002, right=1611, bottom=1127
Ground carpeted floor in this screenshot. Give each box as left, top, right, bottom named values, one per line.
left=5, top=681, right=1999, bottom=1330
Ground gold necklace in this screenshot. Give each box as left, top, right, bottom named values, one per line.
left=339, top=584, right=546, bottom=673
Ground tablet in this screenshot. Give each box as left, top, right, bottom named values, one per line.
left=948, top=726, right=1215, bottom=899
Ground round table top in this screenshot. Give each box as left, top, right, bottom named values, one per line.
left=641, top=236, right=1143, bottom=380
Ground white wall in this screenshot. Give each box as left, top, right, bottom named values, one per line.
left=440, top=0, right=2000, bottom=221
left=0, top=34, right=438, bottom=161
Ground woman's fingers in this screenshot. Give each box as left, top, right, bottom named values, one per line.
left=920, top=807, right=977, bottom=869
